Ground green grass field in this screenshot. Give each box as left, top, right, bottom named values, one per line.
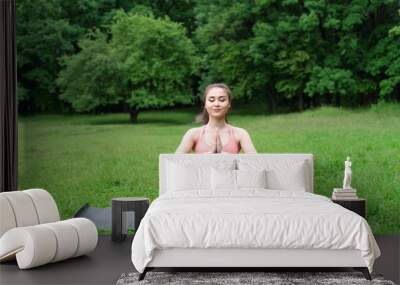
left=18, top=102, right=400, bottom=234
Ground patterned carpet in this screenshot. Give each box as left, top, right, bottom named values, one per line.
left=116, top=271, right=396, bottom=285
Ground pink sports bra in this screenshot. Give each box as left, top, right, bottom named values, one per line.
left=194, top=125, right=241, bottom=154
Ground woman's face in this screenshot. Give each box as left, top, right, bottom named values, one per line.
left=205, top=87, right=231, bottom=120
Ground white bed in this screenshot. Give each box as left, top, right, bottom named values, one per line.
left=131, top=154, right=380, bottom=280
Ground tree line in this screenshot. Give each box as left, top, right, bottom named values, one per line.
left=17, top=0, right=400, bottom=121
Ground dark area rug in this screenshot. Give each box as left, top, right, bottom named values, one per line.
left=116, top=271, right=396, bottom=285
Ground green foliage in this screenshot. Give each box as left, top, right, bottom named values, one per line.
left=59, top=0, right=116, bottom=32
left=57, top=31, right=121, bottom=112
left=367, top=23, right=400, bottom=99
left=58, top=11, right=199, bottom=119
left=132, top=0, right=197, bottom=36
left=305, top=67, right=356, bottom=97
left=194, top=1, right=261, bottom=100
left=194, top=0, right=400, bottom=110
left=275, top=50, right=313, bottom=98
left=110, top=11, right=199, bottom=110
left=17, top=0, right=400, bottom=113
left=16, top=0, right=79, bottom=111
left=16, top=0, right=118, bottom=112
left=17, top=82, right=29, bottom=102
left=299, top=11, right=319, bottom=31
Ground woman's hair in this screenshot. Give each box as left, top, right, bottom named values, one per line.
left=195, top=83, right=232, bottom=125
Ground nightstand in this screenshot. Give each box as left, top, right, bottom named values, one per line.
left=332, top=198, right=366, bottom=218
left=112, top=197, right=150, bottom=242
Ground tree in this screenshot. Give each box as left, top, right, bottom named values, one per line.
left=194, top=0, right=400, bottom=111
left=57, top=31, right=121, bottom=113
left=131, top=0, right=197, bottom=36
left=367, top=24, right=400, bottom=101
left=16, top=0, right=79, bottom=113
left=194, top=1, right=261, bottom=102
left=57, top=11, right=199, bottom=123
left=16, top=0, right=118, bottom=113
left=20, top=0, right=400, bottom=113
left=305, top=66, right=357, bottom=104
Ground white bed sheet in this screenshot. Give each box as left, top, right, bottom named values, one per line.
left=131, top=190, right=380, bottom=273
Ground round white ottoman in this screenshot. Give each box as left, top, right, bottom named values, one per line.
left=0, top=218, right=98, bottom=269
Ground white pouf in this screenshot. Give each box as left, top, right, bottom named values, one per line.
left=0, top=189, right=98, bottom=269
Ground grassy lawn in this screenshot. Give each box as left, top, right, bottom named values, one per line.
left=18, top=102, right=400, bottom=234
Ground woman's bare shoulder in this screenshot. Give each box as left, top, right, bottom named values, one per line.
left=185, top=126, right=203, bottom=139
left=230, top=125, right=249, bottom=139
left=175, top=127, right=203, bottom=154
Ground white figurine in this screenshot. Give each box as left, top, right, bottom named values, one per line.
left=343, top=156, right=352, bottom=190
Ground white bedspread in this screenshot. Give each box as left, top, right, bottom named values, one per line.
left=131, top=190, right=380, bottom=273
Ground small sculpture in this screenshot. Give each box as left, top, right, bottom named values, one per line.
left=343, top=156, right=352, bottom=190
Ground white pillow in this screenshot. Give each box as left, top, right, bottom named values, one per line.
left=237, top=159, right=309, bottom=191
left=167, top=162, right=210, bottom=191
left=166, top=158, right=236, bottom=192
left=211, top=168, right=236, bottom=191
left=236, top=169, right=267, bottom=189
left=211, top=168, right=268, bottom=191
left=266, top=161, right=307, bottom=191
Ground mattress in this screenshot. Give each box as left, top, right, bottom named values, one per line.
left=131, top=189, right=380, bottom=273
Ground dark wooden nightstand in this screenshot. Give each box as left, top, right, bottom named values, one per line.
left=112, top=197, right=150, bottom=242
left=332, top=198, right=366, bottom=218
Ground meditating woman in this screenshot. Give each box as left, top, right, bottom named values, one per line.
left=175, top=83, right=257, bottom=154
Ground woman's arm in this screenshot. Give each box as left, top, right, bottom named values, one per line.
left=238, top=128, right=257, bottom=153
left=175, top=129, right=196, bottom=153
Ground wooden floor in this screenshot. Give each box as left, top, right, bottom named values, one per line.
left=0, top=235, right=398, bottom=285
left=0, top=236, right=134, bottom=285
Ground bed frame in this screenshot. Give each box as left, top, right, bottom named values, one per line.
left=142, top=248, right=371, bottom=280
left=138, top=154, right=371, bottom=280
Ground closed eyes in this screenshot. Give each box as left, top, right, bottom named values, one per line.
left=208, top=97, right=227, bottom=102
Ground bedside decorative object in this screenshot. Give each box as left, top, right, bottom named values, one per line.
left=332, top=157, right=358, bottom=200
left=332, top=198, right=366, bottom=218
left=332, top=188, right=358, bottom=200
left=112, top=197, right=149, bottom=242
left=343, top=156, right=352, bottom=189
